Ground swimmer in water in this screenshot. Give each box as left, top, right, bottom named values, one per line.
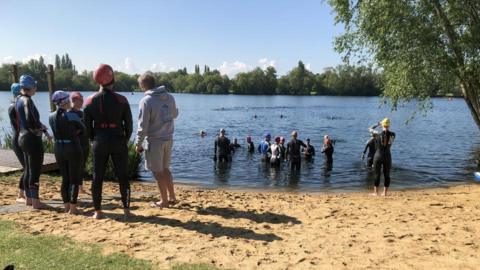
left=246, top=136, right=255, bottom=153
left=303, top=138, right=315, bottom=161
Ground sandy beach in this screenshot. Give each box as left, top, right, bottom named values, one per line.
left=0, top=175, right=479, bottom=269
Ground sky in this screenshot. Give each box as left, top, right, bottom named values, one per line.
left=0, top=0, right=344, bottom=76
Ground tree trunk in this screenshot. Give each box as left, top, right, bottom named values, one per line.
left=460, top=81, right=480, bottom=129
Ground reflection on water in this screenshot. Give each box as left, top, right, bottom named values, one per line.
left=0, top=92, right=479, bottom=191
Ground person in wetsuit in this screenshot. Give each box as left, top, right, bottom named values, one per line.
left=270, top=136, right=282, bottom=167
left=279, top=137, right=286, bottom=161
left=214, top=128, right=232, bottom=162
left=84, top=64, right=133, bottom=219
left=321, top=135, right=335, bottom=171
left=303, top=138, right=316, bottom=161
left=362, top=133, right=377, bottom=168
left=230, top=138, right=241, bottom=154
left=369, top=118, right=396, bottom=196
left=286, top=131, right=307, bottom=171
left=69, top=91, right=89, bottom=194
left=258, top=133, right=272, bottom=162
left=246, top=136, right=255, bottom=153
left=16, top=75, right=52, bottom=209
left=49, top=91, right=85, bottom=214
left=8, top=83, right=26, bottom=203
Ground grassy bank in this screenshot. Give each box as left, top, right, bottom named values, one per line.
left=0, top=220, right=220, bottom=270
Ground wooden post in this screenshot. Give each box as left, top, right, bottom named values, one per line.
left=46, top=64, right=56, bottom=112
left=10, top=64, right=19, bottom=83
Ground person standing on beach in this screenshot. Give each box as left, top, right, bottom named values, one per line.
left=286, top=131, right=306, bottom=171
left=135, top=73, right=178, bottom=208
left=84, top=64, right=133, bottom=219
left=16, top=75, right=52, bottom=209
left=214, top=129, right=232, bottom=162
left=69, top=91, right=89, bottom=194
left=49, top=91, right=85, bottom=214
left=369, top=118, right=396, bottom=196
left=8, top=83, right=26, bottom=203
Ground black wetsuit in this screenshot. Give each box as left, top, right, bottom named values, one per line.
left=71, top=110, right=90, bottom=185
left=214, top=136, right=231, bottom=162
left=49, top=109, right=85, bottom=204
left=279, top=144, right=286, bottom=161
left=363, top=138, right=376, bottom=167
left=247, top=142, right=255, bottom=153
left=373, top=130, right=395, bottom=188
left=8, top=99, right=25, bottom=191
left=304, top=144, right=315, bottom=161
left=286, top=139, right=306, bottom=171
left=15, top=94, right=45, bottom=199
left=84, top=88, right=133, bottom=211
left=322, top=142, right=334, bottom=164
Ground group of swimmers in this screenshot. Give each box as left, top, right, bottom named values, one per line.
left=213, top=129, right=335, bottom=170
left=212, top=117, right=395, bottom=196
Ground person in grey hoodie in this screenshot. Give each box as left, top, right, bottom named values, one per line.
left=135, top=73, right=179, bottom=208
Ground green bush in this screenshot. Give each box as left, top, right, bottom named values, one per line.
left=2, top=131, right=141, bottom=180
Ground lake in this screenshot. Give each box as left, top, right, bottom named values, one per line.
left=0, top=91, right=479, bottom=192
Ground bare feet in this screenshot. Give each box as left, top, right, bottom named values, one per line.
left=16, top=197, right=26, bottom=203
left=26, top=198, right=32, bottom=206
left=370, top=193, right=378, bottom=196
left=32, top=199, right=48, bottom=210
left=150, top=201, right=169, bottom=208
left=64, top=203, right=71, bottom=213
left=69, top=204, right=79, bottom=215
left=92, top=210, right=104, bottom=219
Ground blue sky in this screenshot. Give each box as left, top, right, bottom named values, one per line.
left=0, top=0, right=344, bottom=76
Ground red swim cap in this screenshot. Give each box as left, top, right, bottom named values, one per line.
left=93, top=64, right=114, bottom=86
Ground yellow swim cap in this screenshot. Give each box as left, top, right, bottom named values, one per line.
left=291, top=131, right=298, bottom=137
left=381, top=118, right=391, bottom=127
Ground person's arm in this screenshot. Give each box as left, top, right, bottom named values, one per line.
left=123, top=101, right=133, bottom=140
left=214, top=139, right=218, bottom=158
left=171, top=96, right=179, bottom=119
left=84, top=106, right=94, bottom=141
left=369, top=123, right=380, bottom=135
left=312, top=146, right=315, bottom=156
left=363, top=139, right=373, bottom=154
left=285, top=143, right=290, bottom=160
left=135, top=99, right=150, bottom=147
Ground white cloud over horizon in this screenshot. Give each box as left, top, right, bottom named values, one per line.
left=258, top=58, right=276, bottom=70
left=217, top=61, right=251, bottom=77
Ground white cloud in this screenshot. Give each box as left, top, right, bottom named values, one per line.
left=258, top=58, right=276, bottom=69
left=0, top=56, right=14, bottom=64
left=305, top=63, right=311, bottom=71
left=150, top=62, right=168, bottom=72
left=119, top=57, right=140, bottom=73
left=218, top=61, right=250, bottom=77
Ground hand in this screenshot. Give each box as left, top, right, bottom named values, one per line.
left=135, top=146, right=144, bottom=153
left=361, top=154, right=365, bottom=160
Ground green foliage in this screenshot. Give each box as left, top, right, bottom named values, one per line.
left=328, top=0, right=480, bottom=126
left=2, top=132, right=141, bottom=180
left=0, top=220, right=153, bottom=270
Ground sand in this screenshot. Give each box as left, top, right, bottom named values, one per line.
left=1, top=176, right=479, bottom=270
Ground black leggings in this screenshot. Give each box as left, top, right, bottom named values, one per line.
left=19, top=133, right=44, bottom=199
left=374, top=156, right=391, bottom=187
left=80, top=141, right=90, bottom=185
left=55, top=142, right=83, bottom=204
left=218, top=154, right=231, bottom=163
left=92, top=139, right=130, bottom=210
left=12, top=134, right=25, bottom=191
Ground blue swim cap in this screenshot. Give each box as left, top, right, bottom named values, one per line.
left=264, top=132, right=271, bottom=139
left=19, top=75, right=37, bottom=90
left=10, top=83, right=21, bottom=96
left=52, top=90, right=70, bottom=106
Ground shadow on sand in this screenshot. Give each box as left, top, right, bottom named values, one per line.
left=105, top=212, right=283, bottom=242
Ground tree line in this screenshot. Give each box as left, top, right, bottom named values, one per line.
left=0, top=53, right=460, bottom=96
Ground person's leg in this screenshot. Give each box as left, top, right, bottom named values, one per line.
left=92, top=141, right=108, bottom=218
left=382, top=158, right=391, bottom=196
left=79, top=143, right=90, bottom=194
left=58, top=158, right=71, bottom=212
left=163, top=141, right=175, bottom=202
left=372, top=158, right=382, bottom=196
left=68, top=152, right=81, bottom=214
left=153, top=171, right=169, bottom=208
left=29, top=137, right=45, bottom=209
left=111, top=141, right=130, bottom=215
left=12, top=136, right=26, bottom=201
left=22, top=152, right=32, bottom=205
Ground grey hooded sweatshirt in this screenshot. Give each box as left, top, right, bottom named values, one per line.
left=135, top=86, right=178, bottom=146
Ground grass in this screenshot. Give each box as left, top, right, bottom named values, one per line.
left=0, top=216, right=222, bottom=270
left=0, top=221, right=152, bottom=270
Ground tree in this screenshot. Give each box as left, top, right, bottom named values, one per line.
left=55, top=55, right=61, bottom=70
left=328, top=0, right=480, bottom=128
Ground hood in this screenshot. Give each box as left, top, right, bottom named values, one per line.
left=145, top=86, right=168, bottom=96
